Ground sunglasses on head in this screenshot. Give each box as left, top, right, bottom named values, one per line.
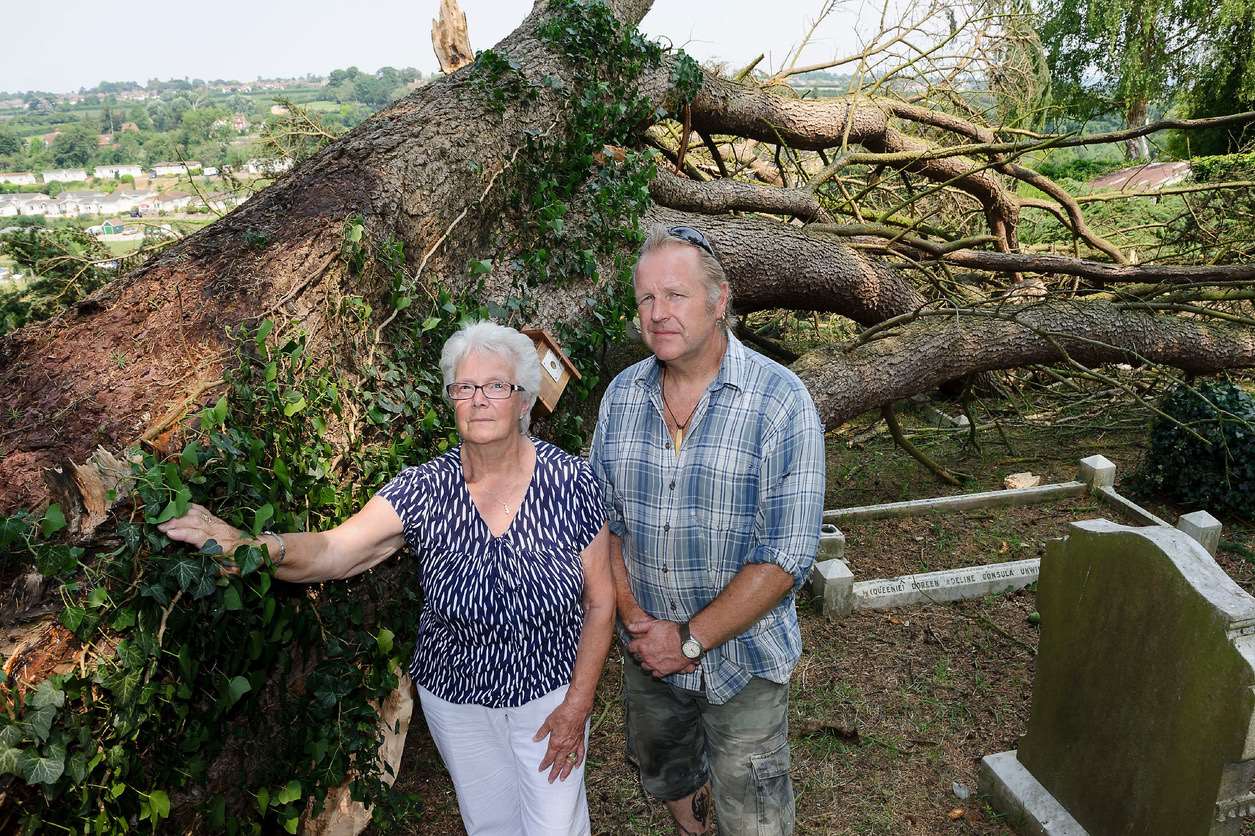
left=666, top=225, right=719, bottom=260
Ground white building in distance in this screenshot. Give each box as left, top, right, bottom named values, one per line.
left=42, top=169, right=89, bottom=183
left=0, top=172, right=37, bottom=185
left=93, top=164, right=145, bottom=179
left=150, top=161, right=202, bottom=177
left=243, top=157, right=294, bottom=175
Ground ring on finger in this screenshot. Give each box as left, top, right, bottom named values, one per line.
left=566, top=752, right=578, bottom=763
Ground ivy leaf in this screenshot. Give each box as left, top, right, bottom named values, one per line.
left=87, top=586, right=108, bottom=608
left=420, top=316, right=441, bottom=333
left=189, top=569, right=217, bottom=600
left=376, top=628, right=394, bottom=655
left=21, top=706, right=56, bottom=742
left=468, top=258, right=493, bottom=276
left=283, top=394, right=306, bottom=417
left=393, top=295, right=412, bottom=311
left=275, top=779, right=301, bottom=804
left=110, top=607, right=136, bottom=630
left=61, top=605, right=86, bottom=633
left=212, top=395, right=229, bottom=426
left=283, top=815, right=300, bottom=834
left=207, top=796, right=226, bottom=829
left=226, top=675, right=251, bottom=708
left=41, top=504, right=66, bottom=537
left=27, top=680, right=65, bottom=711
left=253, top=503, right=274, bottom=536
left=152, top=499, right=180, bottom=525
left=170, top=559, right=203, bottom=592
left=273, top=458, right=291, bottom=487
left=21, top=742, right=65, bottom=785
left=180, top=441, right=201, bottom=471
left=151, top=485, right=191, bottom=525
left=66, top=750, right=90, bottom=784
left=222, top=585, right=242, bottom=611
left=0, top=743, right=26, bottom=776
left=175, top=486, right=192, bottom=516
left=149, top=789, right=170, bottom=820
left=256, top=786, right=270, bottom=813
left=235, top=544, right=265, bottom=577
left=140, top=582, right=170, bottom=606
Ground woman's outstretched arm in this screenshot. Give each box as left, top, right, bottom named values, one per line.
left=158, top=496, right=406, bottom=583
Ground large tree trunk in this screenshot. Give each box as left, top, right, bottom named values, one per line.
left=1, top=1, right=657, bottom=516
left=1124, top=96, right=1151, bottom=160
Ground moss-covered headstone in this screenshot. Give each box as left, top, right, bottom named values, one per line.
left=983, top=519, right=1255, bottom=835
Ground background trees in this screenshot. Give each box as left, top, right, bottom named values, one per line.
left=1040, top=0, right=1255, bottom=155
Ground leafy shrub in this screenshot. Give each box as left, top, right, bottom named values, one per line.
left=1137, top=380, right=1255, bottom=518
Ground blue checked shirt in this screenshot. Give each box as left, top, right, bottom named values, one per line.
left=589, top=333, right=825, bottom=704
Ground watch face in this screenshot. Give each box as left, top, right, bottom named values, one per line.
left=682, top=638, right=701, bottom=660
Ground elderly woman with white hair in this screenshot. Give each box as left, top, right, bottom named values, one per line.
left=158, top=320, right=613, bottom=836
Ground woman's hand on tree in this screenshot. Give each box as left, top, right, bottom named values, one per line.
left=158, top=503, right=244, bottom=553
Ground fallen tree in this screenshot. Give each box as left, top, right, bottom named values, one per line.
left=3, top=0, right=1255, bottom=831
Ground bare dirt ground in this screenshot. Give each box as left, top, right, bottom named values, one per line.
left=372, top=389, right=1255, bottom=835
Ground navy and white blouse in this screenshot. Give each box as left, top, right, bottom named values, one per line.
left=377, top=439, right=604, bottom=708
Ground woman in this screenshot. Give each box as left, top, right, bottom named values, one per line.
left=159, top=321, right=613, bottom=836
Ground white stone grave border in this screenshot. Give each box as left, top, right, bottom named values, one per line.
left=808, top=454, right=1224, bottom=617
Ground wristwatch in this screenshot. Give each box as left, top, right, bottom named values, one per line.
left=680, top=622, right=705, bottom=661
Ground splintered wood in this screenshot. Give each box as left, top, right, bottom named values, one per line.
left=431, top=0, right=473, bottom=75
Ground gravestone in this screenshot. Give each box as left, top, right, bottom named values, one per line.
left=980, top=520, right=1255, bottom=835
left=852, top=558, right=1039, bottom=611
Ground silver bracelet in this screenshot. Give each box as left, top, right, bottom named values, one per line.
left=262, top=530, right=286, bottom=567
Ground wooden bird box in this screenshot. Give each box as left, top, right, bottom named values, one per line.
left=522, top=327, right=581, bottom=414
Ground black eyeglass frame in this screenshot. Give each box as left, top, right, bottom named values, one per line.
left=666, top=225, right=719, bottom=261
left=445, top=382, right=526, bottom=400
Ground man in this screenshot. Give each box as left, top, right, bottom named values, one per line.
left=589, top=224, right=825, bottom=835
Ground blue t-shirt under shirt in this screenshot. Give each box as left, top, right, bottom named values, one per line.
left=377, top=438, right=604, bottom=708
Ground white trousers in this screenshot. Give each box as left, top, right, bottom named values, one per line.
left=417, top=684, right=591, bottom=836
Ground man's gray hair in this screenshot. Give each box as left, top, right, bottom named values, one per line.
left=440, top=320, right=541, bottom=434
left=633, top=224, right=735, bottom=323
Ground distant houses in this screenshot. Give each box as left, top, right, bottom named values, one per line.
left=93, top=164, right=145, bottom=179
left=234, top=157, right=293, bottom=176
left=0, top=172, right=37, bottom=185
left=42, top=168, right=90, bottom=183
left=211, top=113, right=251, bottom=133
left=0, top=188, right=243, bottom=219
left=150, top=161, right=202, bottom=177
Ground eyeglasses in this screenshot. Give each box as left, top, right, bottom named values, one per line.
left=666, top=226, right=719, bottom=261
left=446, top=382, right=525, bottom=400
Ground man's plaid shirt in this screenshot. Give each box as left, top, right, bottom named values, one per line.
left=589, top=333, right=826, bottom=704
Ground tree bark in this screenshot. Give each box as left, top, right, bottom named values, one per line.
left=793, top=300, right=1255, bottom=426
left=0, top=1, right=655, bottom=515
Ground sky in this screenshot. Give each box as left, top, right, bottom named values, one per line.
left=0, top=0, right=872, bottom=94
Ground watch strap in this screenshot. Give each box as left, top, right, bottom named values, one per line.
left=680, top=621, right=704, bottom=660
